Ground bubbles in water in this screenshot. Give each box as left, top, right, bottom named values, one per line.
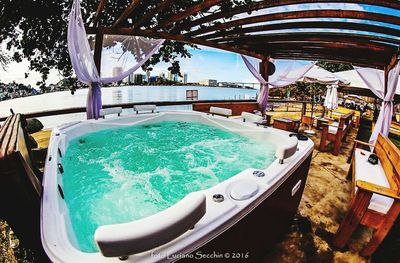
left=62, top=121, right=276, bottom=252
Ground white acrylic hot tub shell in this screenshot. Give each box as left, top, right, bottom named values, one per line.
left=41, top=111, right=314, bottom=262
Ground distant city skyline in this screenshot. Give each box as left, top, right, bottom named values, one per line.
left=0, top=46, right=260, bottom=87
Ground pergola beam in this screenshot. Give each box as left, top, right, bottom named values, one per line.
left=387, top=51, right=400, bottom=71
left=174, top=0, right=400, bottom=32
left=132, top=0, right=175, bottom=29
left=247, top=42, right=390, bottom=53
left=86, top=27, right=266, bottom=60
left=220, top=32, right=400, bottom=46
left=93, top=0, right=106, bottom=27
left=186, top=10, right=400, bottom=37
left=156, top=0, right=225, bottom=29
left=267, top=52, right=389, bottom=68
left=112, top=0, right=141, bottom=28
left=201, top=21, right=400, bottom=41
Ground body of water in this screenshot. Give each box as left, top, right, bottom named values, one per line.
left=0, top=85, right=258, bottom=128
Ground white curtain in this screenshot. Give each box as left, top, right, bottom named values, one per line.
left=241, top=55, right=314, bottom=112
left=356, top=62, right=400, bottom=144
left=68, top=0, right=164, bottom=119
left=324, top=85, right=338, bottom=110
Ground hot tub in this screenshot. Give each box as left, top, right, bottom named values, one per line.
left=41, top=111, right=313, bottom=262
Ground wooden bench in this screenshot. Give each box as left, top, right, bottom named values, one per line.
left=333, top=134, right=400, bottom=257
left=0, top=114, right=46, bottom=259
left=319, top=112, right=354, bottom=156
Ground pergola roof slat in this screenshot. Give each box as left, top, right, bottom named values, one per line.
left=93, top=0, right=106, bottom=27
left=219, top=32, right=400, bottom=46
left=132, top=0, right=175, bottom=29
left=248, top=42, right=390, bottom=53
left=112, top=0, right=141, bottom=28
left=186, top=10, right=400, bottom=37
left=156, top=0, right=226, bottom=29
left=202, top=21, right=400, bottom=41
left=174, top=0, right=400, bottom=32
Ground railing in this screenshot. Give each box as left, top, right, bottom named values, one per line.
left=0, top=99, right=325, bottom=122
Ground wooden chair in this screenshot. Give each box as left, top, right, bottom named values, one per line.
left=333, top=133, right=400, bottom=257
left=319, top=112, right=354, bottom=155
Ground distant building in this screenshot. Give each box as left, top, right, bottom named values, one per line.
left=134, top=74, right=144, bottom=84
left=126, top=72, right=135, bottom=84
left=168, top=72, right=173, bottom=81
left=199, top=79, right=218, bottom=86
left=173, top=73, right=179, bottom=82
left=146, top=71, right=151, bottom=83
left=183, top=73, right=188, bottom=84
left=149, top=76, right=158, bottom=84
left=112, top=67, right=123, bottom=77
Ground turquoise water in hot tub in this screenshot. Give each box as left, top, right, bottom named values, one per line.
left=62, top=121, right=276, bottom=252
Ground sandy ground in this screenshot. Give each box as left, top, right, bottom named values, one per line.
left=262, top=116, right=371, bottom=263
left=1, top=114, right=373, bottom=263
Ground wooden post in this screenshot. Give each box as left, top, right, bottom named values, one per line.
left=94, top=32, right=104, bottom=74
left=301, top=101, right=307, bottom=119
left=373, top=97, right=379, bottom=122
left=259, top=57, right=269, bottom=114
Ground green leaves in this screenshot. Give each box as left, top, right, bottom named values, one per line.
left=0, top=0, right=243, bottom=89
left=316, top=61, right=353, bottom=73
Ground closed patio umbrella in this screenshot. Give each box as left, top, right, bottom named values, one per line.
left=325, top=85, right=339, bottom=111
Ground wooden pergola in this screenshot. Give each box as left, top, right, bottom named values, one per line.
left=87, top=0, right=400, bottom=80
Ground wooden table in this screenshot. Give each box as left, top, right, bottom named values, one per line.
left=316, top=118, right=330, bottom=130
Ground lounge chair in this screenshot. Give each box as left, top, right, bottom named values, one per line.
left=99, top=107, right=122, bottom=118
left=133, top=104, right=157, bottom=114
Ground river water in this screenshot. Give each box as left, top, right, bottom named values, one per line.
left=0, top=85, right=258, bottom=128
